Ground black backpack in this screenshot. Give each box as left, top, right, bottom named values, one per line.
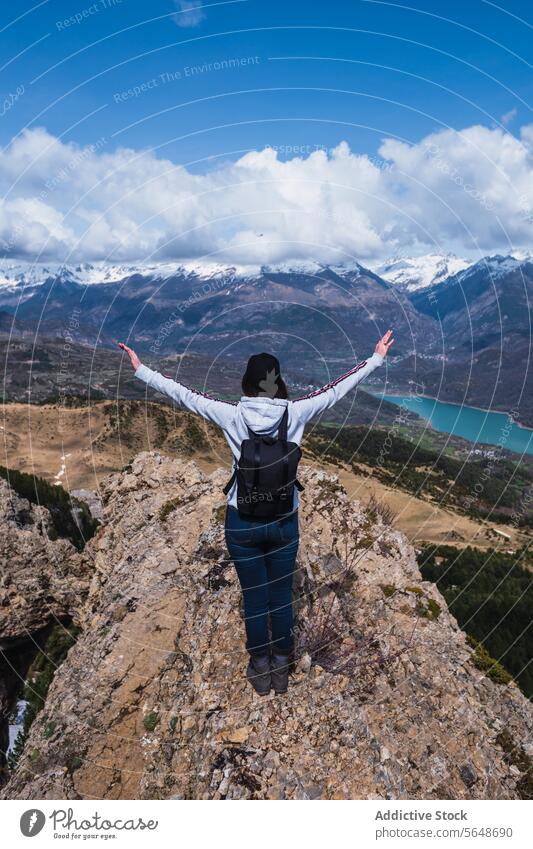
left=223, top=407, right=303, bottom=517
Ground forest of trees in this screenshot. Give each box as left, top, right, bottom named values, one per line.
left=418, top=544, right=533, bottom=698
left=306, top=425, right=533, bottom=526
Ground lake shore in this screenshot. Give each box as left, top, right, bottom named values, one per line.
left=371, top=390, right=533, bottom=434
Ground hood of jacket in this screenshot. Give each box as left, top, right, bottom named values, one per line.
left=238, top=396, right=289, bottom=435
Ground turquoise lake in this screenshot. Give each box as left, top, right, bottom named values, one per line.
left=378, top=394, right=533, bottom=457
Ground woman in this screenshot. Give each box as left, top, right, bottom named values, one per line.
left=119, top=330, right=393, bottom=695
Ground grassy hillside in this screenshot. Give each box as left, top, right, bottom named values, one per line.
left=305, top=424, right=533, bottom=528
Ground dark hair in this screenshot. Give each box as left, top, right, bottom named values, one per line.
left=242, top=374, right=289, bottom=399
left=241, top=352, right=289, bottom=399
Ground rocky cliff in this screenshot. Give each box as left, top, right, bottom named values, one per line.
left=0, top=480, right=89, bottom=640
left=0, top=478, right=91, bottom=780
left=1, top=453, right=532, bottom=800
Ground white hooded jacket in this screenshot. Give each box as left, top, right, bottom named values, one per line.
left=135, top=351, right=384, bottom=509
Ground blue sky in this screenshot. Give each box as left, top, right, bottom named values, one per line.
left=0, top=0, right=532, bottom=264
left=2, top=0, right=531, bottom=163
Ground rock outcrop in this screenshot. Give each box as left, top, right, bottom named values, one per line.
left=0, top=479, right=92, bottom=779
left=1, top=453, right=532, bottom=800
left=0, top=479, right=90, bottom=639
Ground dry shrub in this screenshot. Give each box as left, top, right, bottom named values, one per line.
left=368, top=493, right=397, bottom=526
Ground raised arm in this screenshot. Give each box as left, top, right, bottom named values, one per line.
left=290, top=330, right=393, bottom=425
left=118, top=343, right=237, bottom=430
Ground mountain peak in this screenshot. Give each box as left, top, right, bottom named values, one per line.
left=3, top=453, right=532, bottom=800
left=372, top=253, right=471, bottom=291
left=445, top=254, right=533, bottom=287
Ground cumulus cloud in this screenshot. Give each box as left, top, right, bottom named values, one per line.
left=173, top=1, right=205, bottom=28
left=1, top=124, right=533, bottom=264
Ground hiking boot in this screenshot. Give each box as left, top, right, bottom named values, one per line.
left=270, top=650, right=291, bottom=694
left=246, top=652, right=271, bottom=695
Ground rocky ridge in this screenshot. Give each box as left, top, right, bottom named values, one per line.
left=0, top=479, right=89, bottom=639
left=1, top=454, right=532, bottom=800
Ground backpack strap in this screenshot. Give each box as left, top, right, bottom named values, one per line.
left=278, top=407, right=289, bottom=440
left=247, top=435, right=262, bottom=515
left=222, top=469, right=236, bottom=495
left=252, top=437, right=261, bottom=491
left=279, top=409, right=290, bottom=501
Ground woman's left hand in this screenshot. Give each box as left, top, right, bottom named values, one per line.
left=375, top=329, right=394, bottom=358
left=118, top=342, right=141, bottom=371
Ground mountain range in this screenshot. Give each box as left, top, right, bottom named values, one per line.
left=0, top=253, right=531, bottom=426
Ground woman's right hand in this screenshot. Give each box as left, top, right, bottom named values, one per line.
left=118, top=342, right=141, bottom=371
left=375, top=329, right=394, bottom=358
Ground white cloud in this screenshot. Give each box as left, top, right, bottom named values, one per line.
left=1, top=123, right=533, bottom=264
left=501, top=108, right=517, bottom=126
left=173, top=1, right=205, bottom=28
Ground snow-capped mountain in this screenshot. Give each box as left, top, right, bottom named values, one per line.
left=0, top=261, right=160, bottom=291
left=0, top=255, right=427, bottom=357
left=448, top=254, right=533, bottom=285
left=409, top=253, right=533, bottom=333
left=0, top=260, right=265, bottom=292
left=0, top=252, right=531, bottom=426
left=506, top=249, right=533, bottom=263
left=1, top=253, right=531, bottom=296
left=372, top=254, right=472, bottom=291
left=0, top=258, right=371, bottom=293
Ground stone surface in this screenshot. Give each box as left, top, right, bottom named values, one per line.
left=1, top=453, right=532, bottom=800
left=70, top=489, right=104, bottom=521
left=0, top=480, right=90, bottom=640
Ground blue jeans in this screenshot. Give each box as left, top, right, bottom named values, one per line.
left=224, top=506, right=299, bottom=656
